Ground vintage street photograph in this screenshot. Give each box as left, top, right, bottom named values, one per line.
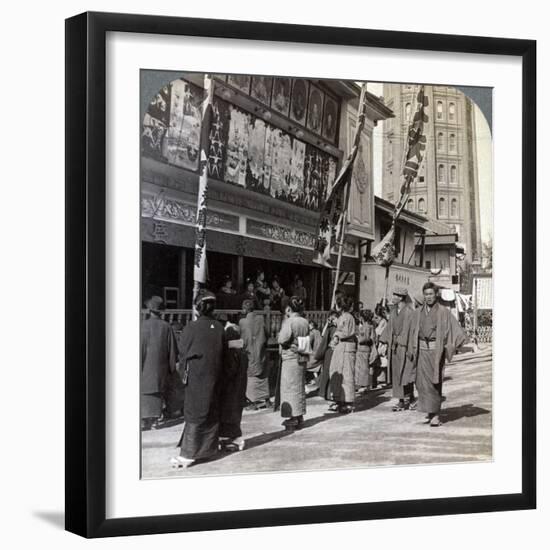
left=140, top=72, right=493, bottom=479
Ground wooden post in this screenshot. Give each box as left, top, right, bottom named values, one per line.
left=237, top=255, right=244, bottom=292
left=178, top=248, right=187, bottom=308
left=383, top=265, right=390, bottom=307
left=473, top=277, right=479, bottom=345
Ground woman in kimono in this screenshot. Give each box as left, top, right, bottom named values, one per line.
left=218, top=313, right=247, bottom=452
left=277, top=296, right=310, bottom=430
left=373, top=304, right=390, bottom=387
left=305, top=320, right=323, bottom=390
left=239, top=299, right=270, bottom=409
left=354, top=310, right=376, bottom=393
left=270, top=276, right=287, bottom=313
left=380, top=288, right=417, bottom=412
left=313, top=310, right=338, bottom=407
left=171, top=290, right=225, bottom=469
left=240, top=279, right=259, bottom=311
left=255, top=270, right=272, bottom=307
left=329, top=296, right=357, bottom=414
left=141, top=296, right=178, bottom=430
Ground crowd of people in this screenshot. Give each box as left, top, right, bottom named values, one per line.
left=141, top=281, right=466, bottom=470
left=216, top=269, right=307, bottom=311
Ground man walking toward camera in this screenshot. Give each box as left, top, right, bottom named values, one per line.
left=410, top=282, right=466, bottom=427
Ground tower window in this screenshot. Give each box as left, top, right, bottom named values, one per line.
left=405, top=102, right=412, bottom=120
left=438, top=163, right=445, bottom=182
left=450, top=165, right=457, bottom=183
left=437, top=101, right=443, bottom=119
left=418, top=197, right=426, bottom=212
left=439, top=197, right=447, bottom=217
left=450, top=133, right=457, bottom=151
left=437, top=132, right=444, bottom=151
left=449, top=102, right=456, bottom=121
left=407, top=198, right=414, bottom=211
left=451, top=198, right=458, bottom=217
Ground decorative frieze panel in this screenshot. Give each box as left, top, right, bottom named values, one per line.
left=141, top=191, right=240, bottom=233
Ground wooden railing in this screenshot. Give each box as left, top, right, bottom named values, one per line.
left=475, top=326, right=493, bottom=343
left=141, top=309, right=330, bottom=342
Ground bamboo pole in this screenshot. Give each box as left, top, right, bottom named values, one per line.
left=330, top=177, right=352, bottom=309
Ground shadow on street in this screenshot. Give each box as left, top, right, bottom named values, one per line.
left=441, top=403, right=490, bottom=423
left=189, top=391, right=392, bottom=467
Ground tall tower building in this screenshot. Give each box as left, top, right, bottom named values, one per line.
left=381, top=84, right=482, bottom=263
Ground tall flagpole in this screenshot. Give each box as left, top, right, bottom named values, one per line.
left=192, top=74, right=215, bottom=319
left=324, top=82, right=368, bottom=308
left=330, top=177, right=352, bottom=309
left=314, top=83, right=368, bottom=269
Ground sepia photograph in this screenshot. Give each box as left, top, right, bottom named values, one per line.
left=140, top=71, right=493, bottom=480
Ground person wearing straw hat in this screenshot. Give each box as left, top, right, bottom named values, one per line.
left=380, top=287, right=417, bottom=411
left=141, top=296, right=178, bottom=431
left=171, top=289, right=225, bottom=468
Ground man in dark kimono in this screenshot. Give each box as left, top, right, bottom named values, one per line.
left=239, top=300, right=271, bottom=409
left=410, top=282, right=466, bottom=426
left=141, top=296, right=178, bottom=430
left=380, top=287, right=417, bottom=411
left=218, top=313, right=247, bottom=452
left=171, top=290, right=225, bottom=468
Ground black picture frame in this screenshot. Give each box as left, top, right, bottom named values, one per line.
left=66, top=11, right=536, bottom=538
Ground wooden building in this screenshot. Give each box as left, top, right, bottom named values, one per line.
left=141, top=73, right=392, bottom=309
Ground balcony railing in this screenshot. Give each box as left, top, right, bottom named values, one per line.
left=141, top=309, right=331, bottom=343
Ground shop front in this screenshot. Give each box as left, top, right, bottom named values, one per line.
left=141, top=72, right=392, bottom=314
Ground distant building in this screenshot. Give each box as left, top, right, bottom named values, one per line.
left=381, top=84, right=482, bottom=264
left=359, top=196, right=462, bottom=309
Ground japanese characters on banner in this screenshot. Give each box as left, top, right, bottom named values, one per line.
left=164, top=80, right=202, bottom=171
left=142, top=78, right=338, bottom=211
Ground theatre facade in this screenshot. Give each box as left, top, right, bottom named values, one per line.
left=141, top=73, right=393, bottom=310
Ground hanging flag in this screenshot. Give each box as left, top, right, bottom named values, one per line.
left=371, top=226, right=396, bottom=267
left=393, top=86, right=429, bottom=220
left=193, top=75, right=215, bottom=287
left=313, top=84, right=368, bottom=267
left=373, top=86, right=429, bottom=268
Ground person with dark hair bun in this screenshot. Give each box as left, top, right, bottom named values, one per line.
left=313, top=310, right=339, bottom=405
left=240, top=278, right=259, bottom=310
left=277, top=296, right=310, bottom=430
left=218, top=314, right=247, bottom=452
left=255, top=269, right=271, bottom=306
left=328, top=295, right=357, bottom=413
left=354, top=309, right=377, bottom=393
left=240, top=299, right=270, bottom=410
left=270, top=275, right=287, bottom=313
left=171, top=290, right=224, bottom=469
left=380, top=288, right=417, bottom=411
left=373, top=304, right=390, bottom=387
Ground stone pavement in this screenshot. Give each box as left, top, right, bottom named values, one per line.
left=141, top=345, right=492, bottom=479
